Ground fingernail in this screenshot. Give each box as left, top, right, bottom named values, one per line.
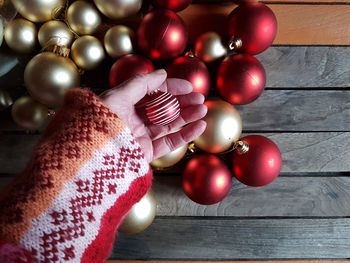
left=154, top=69, right=166, bottom=75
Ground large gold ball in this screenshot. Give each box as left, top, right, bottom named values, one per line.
left=71, top=36, right=105, bottom=70
left=11, top=0, right=65, bottom=22
left=194, top=100, right=242, bottom=153
left=151, top=144, right=188, bottom=169
left=93, top=0, right=142, bottom=20
left=24, top=52, right=80, bottom=107
left=4, top=18, right=37, bottom=53
left=11, top=96, right=48, bottom=129
left=0, top=89, right=13, bottom=110
left=194, top=32, right=227, bottom=63
left=104, top=25, right=135, bottom=58
left=67, top=1, right=101, bottom=35
left=119, top=191, right=156, bottom=234
left=38, top=20, right=74, bottom=48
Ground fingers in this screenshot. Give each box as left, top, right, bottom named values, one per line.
left=152, top=120, right=207, bottom=160
left=177, top=92, right=205, bottom=108
left=147, top=103, right=207, bottom=139
left=166, top=78, right=193, bottom=95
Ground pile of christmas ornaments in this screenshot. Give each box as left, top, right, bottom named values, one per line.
left=1, top=0, right=282, bottom=234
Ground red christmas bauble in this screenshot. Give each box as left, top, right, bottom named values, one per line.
left=144, top=90, right=180, bottom=125
left=166, top=54, right=210, bottom=97
left=109, top=54, right=154, bottom=88
left=232, top=135, right=282, bottom=187
left=182, top=155, right=232, bottom=205
left=153, top=0, right=192, bottom=12
left=228, top=3, right=277, bottom=55
left=217, top=54, right=266, bottom=105
left=137, top=9, right=188, bottom=60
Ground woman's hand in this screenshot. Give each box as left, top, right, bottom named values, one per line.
left=101, top=69, right=207, bottom=162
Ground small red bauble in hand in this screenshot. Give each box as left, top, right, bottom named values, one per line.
left=109, top=54, right=154, bottom=88
left=153, top=0, right=192, bottom=12
left=137, top=9, right=188, bottom=60
left=232, top=135, right=282, bottom=187
left=228, top=3, right=277, bottom=55
left=144, top=90, right=180, bottom=126
left=182, top=154, right=232, bottom=205
left=217, top=54, right=266, bottom=105
left=166, top=53, right=210, bottom=97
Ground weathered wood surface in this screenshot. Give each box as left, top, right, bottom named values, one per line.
left=1, top=175, right=349, bottom=217
left=2, top=88, right=350, bottom=132
left=179, top=4, right=350, bottom=45
left=113, top=218, right=350, bottom=259
left=1, top=132, right=350, bottom=174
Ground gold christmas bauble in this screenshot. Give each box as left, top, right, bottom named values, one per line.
left=24, top=52, right=80, bottom=107
left=38, top=20, right=74, bottom=48
left=11, top=0, right=65, bottom=22
left=71, top=36, right=105, bottom=70
left=151, top=144, right=188, bottom=169
left=11, top=96, right=48, bottom=129
left=194, top=100, right=242, bottom=153
left=0, top=89, right=13, bottom=110
left=4, top=18, right=37, bottom=53
left=93, top=0, right=142, bottom=20
left=195, top=32, right=227, bottom=63
left=67, top=1, right=101, bottom=35
left=119, top=191, right=156, bottom=234
left=104, top=25, right=135, bottom=58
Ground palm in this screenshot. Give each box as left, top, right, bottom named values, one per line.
left=101, top=70, right=207, bottom=162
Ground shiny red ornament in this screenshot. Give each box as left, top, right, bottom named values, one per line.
left=153, top=0, right=192, bottom=12
left=109, top=54, right=154, bottom=88
left=228, top=3, right=277, bottom=55
left=182, top=155, right=232, bottom=205
left=166, top=54, right=210, bottom=97
left=137, top=9, right=188, bottom=60
left=217, top=54, right=266, bottom=105
left=232, top=135, right=282, bottom=187
left=144, top=90, right=180, bottom=125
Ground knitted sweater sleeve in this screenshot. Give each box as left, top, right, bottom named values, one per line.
left=0, top=89, right=153, bottom=263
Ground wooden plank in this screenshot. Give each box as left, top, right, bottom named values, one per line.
left=179, top=4, right=350, bottom=45
left=1, top=132, right=350, bottom=174
left=2, top=90, right=350, bottom=132
left=113, top=218, right=350, bottom=259
left=153, top=176, right=350, bottom=217
left=238, top=90, right=350, bottom=131
left=1, top=175, right=349, bottom=217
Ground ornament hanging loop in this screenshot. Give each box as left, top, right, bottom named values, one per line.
left=233, top=140, right=249, bottom=155
left=228, top=36, right=242, bottom=50
left=52, top=45, right=70, bottom=57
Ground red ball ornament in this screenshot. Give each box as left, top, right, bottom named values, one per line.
left=182, top=155, right=232, bottom=205
left=137, top=9, right=188, bottom=60
left=217, top=54, right=266, bottom=105
left=166, top=53, right=210, bottom=97
left=109, top=54, right=154, bottom=88
left=144, top=90, right=180, bottom=125
left=232, top=135, right=282, bottom=187
left=228, top=3, right=277, bottom=55
left=153, top=0, right=192, bottom=12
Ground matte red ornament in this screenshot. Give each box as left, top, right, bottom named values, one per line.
left=166, top=53, right=210, bottom=97
left=217, top=54, right=266, bottom=105
left=182, top=155, right=232, bottom=205
left=228, top=3, right=277, bottom=55
left=109, top=54, right=154, bottom=88
left=153, top=0, right=192, bottom=12
left=137, top=9, right=188, bottom=60
left=232, top=135, right=282, bottom=187
left=144, top=90, right=180, bottom=125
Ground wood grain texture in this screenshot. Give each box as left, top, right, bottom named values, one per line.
left=113, top=218, right=350, bottom=259
left=179, top=4, right=350, bottom=45
left=153, top=176, right=350, bottom=217
left=1, top=132, right=350, bottom=174
left=0, top=175, right=349, bottom=217
left=238, top=90, right=350, bottom=131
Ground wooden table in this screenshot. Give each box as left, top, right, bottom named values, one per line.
left=1, top=0, right=350, bottom=261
